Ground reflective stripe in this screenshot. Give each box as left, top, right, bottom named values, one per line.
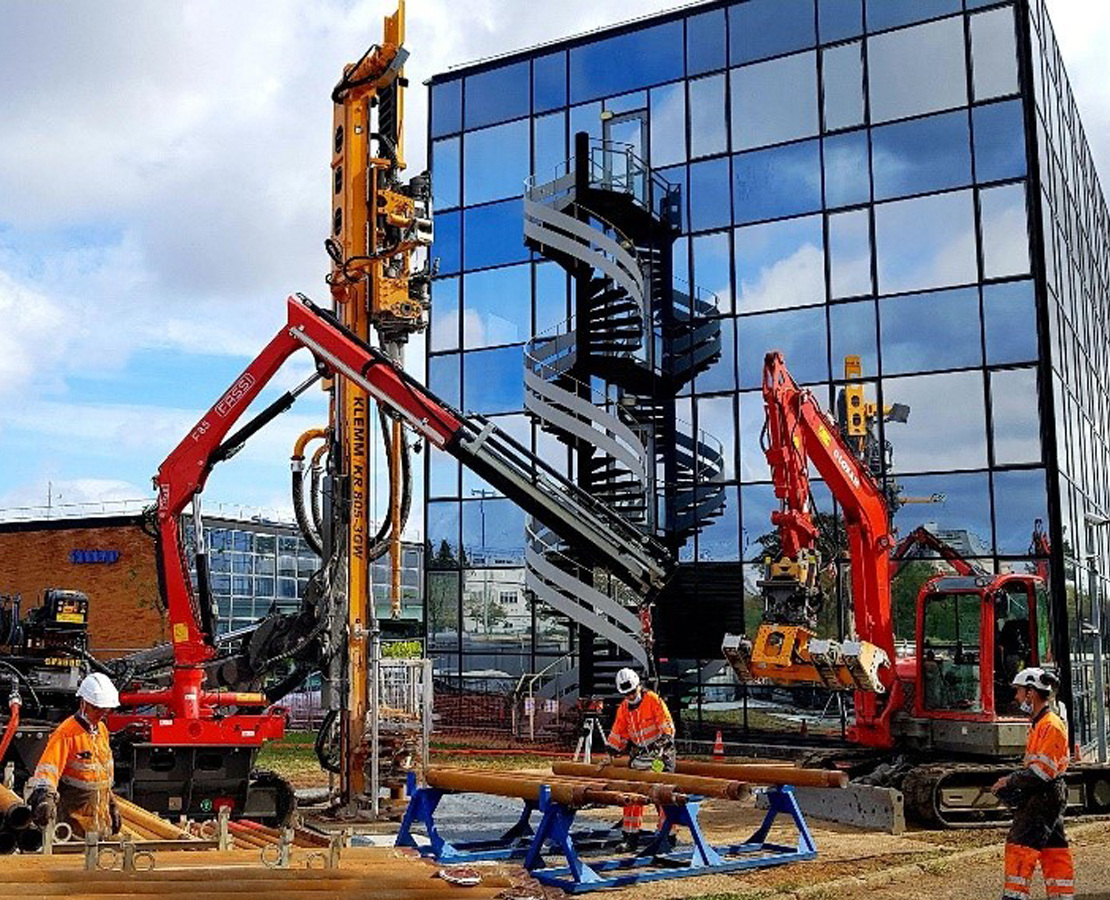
left=1002, top=891, right=1029, bottom=900
left=60, top=776, right=109, bottom=790
left=35, top=763, right=59, bottom=774
left=1045, top=879, right=1075, bottom=887
left=1005, top=875, right=1030, bottom=886
left=1028, top=761, right=1053, bottom=780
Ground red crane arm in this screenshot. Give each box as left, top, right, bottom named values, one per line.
left=890, top=525, right=980, bottom=577
left=762, top=351, right=895, bottom=666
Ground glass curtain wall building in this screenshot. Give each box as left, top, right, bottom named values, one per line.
left=426, top=0, right=1110, bottom=748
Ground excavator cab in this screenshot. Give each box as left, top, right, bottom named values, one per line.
left=914, top=574, right=1051, bottom=743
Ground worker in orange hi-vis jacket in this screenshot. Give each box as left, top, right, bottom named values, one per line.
left=991, top=667, right=1075, bottom=900
left=27, top=673, right=121, bottom=838
left=605, top=667, right=676, bottom=853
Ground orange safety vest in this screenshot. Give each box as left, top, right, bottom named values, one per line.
left=28, top=713, right=115, bottom=836
left=607, top=690, right=674, bottom=752
left=1023, top=708, right=1069, bottom=783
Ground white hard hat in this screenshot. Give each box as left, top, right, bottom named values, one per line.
left=1011, top=667, right=1058, bottom=693
left=615, top=668, right=640, bottom=695
left=77, top=672, right=120, bottom=709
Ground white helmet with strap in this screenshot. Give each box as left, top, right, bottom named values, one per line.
left=615, top=667, right=641, bottom=696
left=77, top=672, right=120, bottom=709
left=1011, top=667, right=1058, bottom=693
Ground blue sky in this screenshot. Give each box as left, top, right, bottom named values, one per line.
left=0, top=0, right=1107, bottom=534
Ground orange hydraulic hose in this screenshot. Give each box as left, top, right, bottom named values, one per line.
left=292, top=427, right=329, bottom=462
left=0, top=696, right=18, bottom=763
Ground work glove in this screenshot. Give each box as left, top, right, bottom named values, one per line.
left=109, top=798, right=122, bottom=836
left=28, top=787, right=58, bottom=828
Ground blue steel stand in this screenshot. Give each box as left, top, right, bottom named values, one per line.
left=396, top=774, right=817, bottom=893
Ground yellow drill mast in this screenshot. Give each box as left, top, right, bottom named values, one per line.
left=326, top=0, right=432, bottom=810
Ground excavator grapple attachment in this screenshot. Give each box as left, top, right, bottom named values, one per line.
left=722, top=626, right=889, bottom=693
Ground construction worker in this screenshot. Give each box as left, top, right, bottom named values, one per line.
left=991, top=667, right=1074, bottom=900
left=605, top=667, right=675, bottom=852
left=27, top=672, right=121, bottom=838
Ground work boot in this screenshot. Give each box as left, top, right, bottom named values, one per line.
left=619, top=831, right=639, bottom=854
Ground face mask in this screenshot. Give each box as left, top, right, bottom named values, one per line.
left=1020, top=700, right=1033, bottom=714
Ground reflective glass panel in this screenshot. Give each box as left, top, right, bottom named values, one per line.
left=828, top=208, right=873, bottom=298
left=738, top=390, right=771, bottom=482
left=463, top=200, right=528, bottom=271
left=729, top=0, right=816, bottom=65
left=891, top=472, right=993, bottom=554
left=735, top=214, right=825, bottom=312
left=534, top=262, right=569, bottom=334
left=731, top=52, right=819, bottom=151
left=737, top=306, right=828, bottom=388
left=465, top=61, right=530, bottom=130
left=429, top=446, right=459, bottom=498
left=692, top=230, right=733, bottom=314
left=880, top=287, right=982, bottom=375
left=462, top=497, right=525, bottom=563
left=533, top=112, right=566, bottom=188
left=868, top=18, right=967, bottom=124
left=569, top=101, right=603, bottom=142
left=823, top=130, right=870, bottom=208
left=428, top=353, right=460, bottom=408
left=822, top=42, right=864, bottom=132
left=427, top=501, right=461, bottom=567
left=829, top=299, right=878, bottom=376
left=569, top=21, right=684, bottom=104
left=464, top=119, right=530, bottom=206
left=433, top=210, right=461, bottom=276
left=687, top=8, right=727, bottom=76
left=697, top=394, right=735, bottom=479
left=534, top=51, right=567, bottom=113
left=871, top=110, right=972, bottom=201
left=983, top=280, right=1038, bottom=365
left=689, top=156, right=732, bottom=232
left=698, top=485, right=740, bottom=561
left=866, top=0, right=960, bottom=32
left=605, top=91, right=647, bottom=115
left=463, top=264, right=531, bottom=349
left=971, top=7, right=1019, bottom=102
left=973, top=100, right=1027, bottom=183
left=732, top=139, right=822, bottom=224
left=463, top=345, right=524, bottom=414
left=695, top=317, right=736, bottom=394
left=921, top=591, right=984, bottom=712
left=993, top=468, right=1048, bottom=555
left=650, top=82, right=686, bottom=168
left=875, top=190, right=977, bottom=294
left=741, top=483, right=778, bottom=558
left=818, top=0, right=862, bottom=43
left=430, top=276, right=460, bottom=351
left=431, top=78, right=462, bottom=138
left=991, top=367, right=1041, bottom=465
left=689, top=74, right=728, bottom=159
left=883, top=371, right=987, bottom=472
left=432, top=137, right=460, bottom=210
left=979, top=183, right=1030, bottom=279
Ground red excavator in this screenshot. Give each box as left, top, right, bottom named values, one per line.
left=723, top=352, right=1110, bottom=825
left=103, top=295, right=668, bottom=821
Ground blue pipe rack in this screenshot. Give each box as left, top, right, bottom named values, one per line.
left=396, top=772, right=817, bottom=892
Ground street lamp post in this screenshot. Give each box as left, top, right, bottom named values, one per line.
left=1083, top=511, right=1109, bottom=763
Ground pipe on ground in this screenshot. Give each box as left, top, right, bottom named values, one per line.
left=443, top=766, right=687, bottom=806
left=552, top=762, right=751, bottom=800
left=17, top=826, right=42, bottom=852
left=114, top=797, right=192, bottom=840
left=670, top=759, right=848, bottom=789
left=0, top=783, right=32, bottom=830
left=0, top=829, right=17, bottom=854
left=424, top=767, right=651, bottom=808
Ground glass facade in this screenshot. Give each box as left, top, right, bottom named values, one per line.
left=427, top=0, right=1108, bottom=747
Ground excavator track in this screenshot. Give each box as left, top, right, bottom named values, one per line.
left=903, top=761, right=1110, bottom=828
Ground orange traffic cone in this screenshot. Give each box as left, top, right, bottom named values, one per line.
left=713, top=730, right=724, bottom=760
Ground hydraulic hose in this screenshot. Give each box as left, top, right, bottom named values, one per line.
left=309, top=442, right=328, bottom=537
left=291, top=428, right=328, bottom=557
left=0, top=687, right=20, bottom=764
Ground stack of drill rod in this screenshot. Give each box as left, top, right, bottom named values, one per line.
left=114, top=796, right=197, bottom=842
left=0, top=846, right=524, bottom=899
left=0, top=783, right=43, bottom=853
left=220, top=818, right=334, bottom=850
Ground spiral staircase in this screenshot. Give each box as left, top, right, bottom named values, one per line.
left=521, top=134, right=725, bottom=695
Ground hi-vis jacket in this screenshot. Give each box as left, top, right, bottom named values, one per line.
left=607, top=690, right=675, bottom=753
left=28, top=713, right=115, bottom=837
left=1014, top=707, right=1070, bottom=787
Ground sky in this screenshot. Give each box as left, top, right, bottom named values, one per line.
left=0, top=0, right=1108, bottom=534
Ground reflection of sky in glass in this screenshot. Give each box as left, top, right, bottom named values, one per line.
left=697, top=485, right=739, bottom=561
left=696, top=395, right=735, bottom=479
left=737, top=390, right=768, bottom=483
left=983, top=280, right=1038, bottom=364
left=650, top=82, right=686, bottom=168
left=427, top=501, right=461, bottom=559
left=818, top=0, right=862, bottom=43
left=534, top=262, right=568, bottom=335
left=971, top=7, right=1019, bottom=102
left=871, top=110, right=971, bottom=202
left=866, top=0, right=960, bottom=32
left=463, top=200, right=527, bottom=271
left=430, top=276, right=459, bottom=351
left=741, top=483, right=778, bottom=560
left=729, top=0, right=815, bottom=65
left=993, top=468, right=1048, bottom=555
left=731, top=52, right=818, bottom=151
left=980, top=183, right=1030, bottom=279
left=828, top=208, right=872, bottom=298
left=463, top=345, right=524, bottom=415
left=432, top=137, right=460, bottom=210
left=875, top=190, right=976, bottom=295
left=737, top=306, right=827, bottom=388
left=868, top=17, right=967, bottom=124
left=883, top=371, right=987, bottom=472
left=463, top=414, right=530, bottom=497
left=569, top=101, right=602, bottom=142
left=689, top=74, right=727, bottom=159
left=464, top=61, right=529, bottom=131
left=463, top=265, right=531, bottom=349
left=879, top=287, right=982, bottom=375
left=429, top=354, right=460, bottom=408
left=692, top=231, right=733, bottom=313
left=689, top=157, right=731, bottom=231
left=830, top=300, right=878, bottom=377
left=687, top=8, right=726, bottom=75
left=462, top=497, right=525, bottom=559
left=533, top=112, right=566, bottom=185
left=822, top=42, right=864, bottom=132
left=464, top=119, right=530, bottom=206
left=892, top=471, right=992, bottom=554
left=733, top=139, right=822, bottom=224
left=433, top=210, right=461, bottom=276
left=569, top=20, right=683, bottom=104
left=429, top=447, right=458, bottom=498
left=973, top=101, right=1027, bottom=184
left=823, top=130, right=870, bottom=208
left=533, top=52, right=566, bottom=114
left=431, top=79, right=462, bottom=138
left=735, top=214, right=824, bottom=312
left=991, top=367, right=1042, bottom=466
left=695, top=317, right=735, bottom=394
